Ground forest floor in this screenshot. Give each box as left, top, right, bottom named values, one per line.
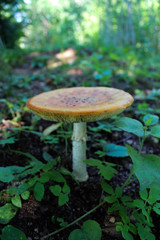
left=0, top=47, right=160, bottom=240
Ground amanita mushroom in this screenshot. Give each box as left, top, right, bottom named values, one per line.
left=26, top=87, right=133, bottom=181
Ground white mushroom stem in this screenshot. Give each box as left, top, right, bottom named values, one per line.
left=72, top=122, right=88, bottom=181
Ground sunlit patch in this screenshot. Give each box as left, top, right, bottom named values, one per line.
left=47, top=60, right=63, bottom=69
left=56, top=48, right=76, bottom=64
left=67, top=68, right=82, bottom=76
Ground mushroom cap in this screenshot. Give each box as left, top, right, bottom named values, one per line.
left=26, top=87, right=134, bottom=122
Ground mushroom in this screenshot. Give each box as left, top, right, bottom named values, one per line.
left=26, top=87, right=133, bottom=182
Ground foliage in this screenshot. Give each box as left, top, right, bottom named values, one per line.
left=39, top=112, right=160, bottom=240
left=0, top=225, right=27, bottom=240
left=12, top=0, right=159, bottom=52
left=1, top=62, right=160, bottom=239
left=0, top=204, right=18, bottom=224
left=1, top=0, right=160, bottom=53
left=4, top=151, right=71, bottom=206
left=0, top=0, right=24, bottom=48
left=69, top=220, right=102, bottom=240
left=0, top=150, right=72, bottom=240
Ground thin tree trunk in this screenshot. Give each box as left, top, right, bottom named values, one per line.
left=125, top=0, right=135, bottom=45
left=137, top=0, right=142, bottom=43
left=116, top=0, right=125, bottom=45
left=104, top=0, right=112, bottom=44
left=0, top=36, right=4, bottom=49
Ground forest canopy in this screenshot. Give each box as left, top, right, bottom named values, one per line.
left=0, top=0, right=160, bottom=52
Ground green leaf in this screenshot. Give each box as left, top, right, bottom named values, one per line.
left=0, top=137, right=16, bottom=146
left=21, top=191, right=30, bottom=200
left=28, top=176, right=38, bottom=186
left=69, top=229, right=87, bottom=240
left=139, top=189, right=148, bottom=201
left=121, top=196, right=133, bottom=203
left=144, top=118, right=153, bottom=126
left=50, top=185, right=62, bottom=197
left=62, top=183, right=70, bottom=194
left=151, top=125, right=160, bottom=138
left=1, top=225, right=27, bottom=240
left=58, top=193, right=69, bottom=206
left=127, top=145, right=160, bottom=190
left=119, top=207, right=130, bottom=224
left=69, top=220, right=102, bottom=240
left=46, top=170, right=66, bottom=182
left=98, top=165, right=117, bottom=180
left=115, top=186, right=122, bottom=198
left=43, top=161, right=55, bottom=172
left=101, top=181, right=114, bottom=194
left=43, top=152, right=56, bottom=163
left=103, top=144, right=129, bottom=157
left=56, top=217, right=68, bottom=227
left=11, top=195, right=22, bottom=208
left=148, top=187, right=160, bottom=204
left=138, top=224, right=155, bottom=240
left=85, top=159, right=118, bottom=181
left=115, top=221, right=123, bottom=231
left=153, top=202, right=160, bottom=215
left=104, top=196, right=117, bottom=203
left=143, top=114, right=159, bottom=126
left=122, top=228, right=134, bottom=240
left=113, top=117, right=144, bottom=137
left=153, top=207, right=160, bottom=215
left=7, top=165, right=30, bottom=174
left=108, top=203, right=121, bottom=212
left=142, top=206, right=152, bottom=223
left=95, top=150, right=106, bottom=157
left=59, top=167, right=73, bottom=178
left=24, top=164, right=44, bottom=174
left=23, top=129, right=44, bottom=137
left=38, top=175, right=50, bottom=183
left=0, top=204, right=18, bottom=224
left=84, top=158, right=103, bottom=167
left=132, top=212, right=146, bottom=225
left=133, top=199, right=145, bottom=209
left=128, top=223, right=137, bottom=235
left=8, top=183, right=30, bottom=195
left=82, top=220, right=102, bottom=240
left=33, top=182, right=45, bottom=201
left=0, top=167, right=14, bottom=182
left=51, top=216, right=55, bottom=224
left=154, top=202, right=160, bottom=209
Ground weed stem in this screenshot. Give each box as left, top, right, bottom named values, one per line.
left=41, top=200, right=106, bottom=239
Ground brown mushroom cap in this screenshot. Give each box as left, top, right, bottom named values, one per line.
left=26, top=87, right=134, bottom=122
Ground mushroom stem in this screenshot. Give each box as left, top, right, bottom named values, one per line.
left=72, top=122, right=88, bottom=181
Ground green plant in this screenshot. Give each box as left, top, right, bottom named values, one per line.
left=31, top=55, right=50, bottom=69
left=42, top=114, right=160, bottom=240
left=69, top=220, right=102, bottom=240
left=0, top=225, right=27, bottom=240
left=0, top=151, right=72, bottom=228
left=0, top=1, right=23, bottom=48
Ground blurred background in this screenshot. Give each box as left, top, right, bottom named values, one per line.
left=1, top=0, right=160, bottom=50
left=0, top=0, right=160, bottom=100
